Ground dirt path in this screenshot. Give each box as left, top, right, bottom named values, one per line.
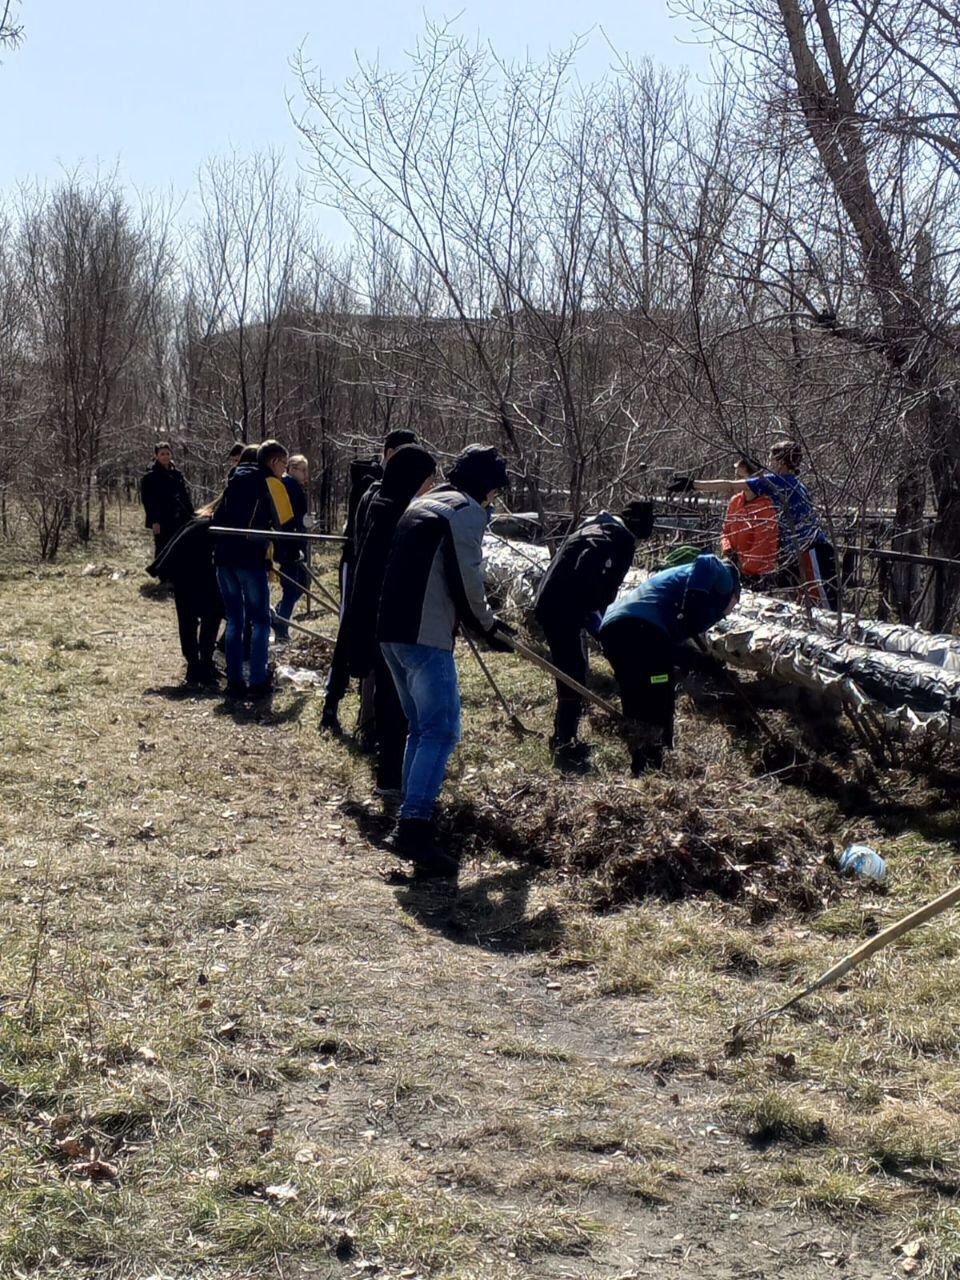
left=0, top=558, right=907, bottom=1278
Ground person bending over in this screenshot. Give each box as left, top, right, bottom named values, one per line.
left=321, top=429, right=418, bottom=736
left=598, top=552, right=740, bottom=775
left=147, top=500, right=223, bottom=686
left=376, top=445, right=514, bottom=876
left=213, top=440, right=295, bottom=699
left=534, top=501, right=654, bottom=769
left=343, top=444, right=438, bottom=798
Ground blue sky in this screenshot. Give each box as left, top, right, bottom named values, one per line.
left=1, top=1, right=707, bottom=233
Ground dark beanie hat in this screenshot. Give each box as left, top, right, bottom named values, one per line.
left=380, top=444, right=437, bottom=504
left=384, top=428, right=417, bottom=452
left=447, top=445, right=509, bottom=504
left=620, top=500, right=654, bottom=540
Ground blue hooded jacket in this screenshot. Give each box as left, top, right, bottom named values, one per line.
left=599, top=554, right=739, bottom=643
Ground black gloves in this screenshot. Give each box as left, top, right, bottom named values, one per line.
left=484, top=617, right=516, bottom=653
left=667, top=475, right=697, bottom=495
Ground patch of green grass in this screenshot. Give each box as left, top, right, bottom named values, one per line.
left=495, top=1037, right=573, bottom=1064
left=725, top=1089, right=829, bottom=1146
left=777, top=1155, right=890, bottom=1214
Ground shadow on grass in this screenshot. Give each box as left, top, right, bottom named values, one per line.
left=144, top=682, right=221, bottom=701
left=395, top=864, right=562, bottom=954
left=210, top=692, right=309, bottom=725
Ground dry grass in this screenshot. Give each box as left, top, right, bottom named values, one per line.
left=2, top=519, right=960, bottom=1276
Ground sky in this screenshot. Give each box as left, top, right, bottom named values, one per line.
left=0, top=0, right=709, bottom=237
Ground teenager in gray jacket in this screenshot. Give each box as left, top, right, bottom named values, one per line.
left=377, top=445, right=514, bottom=875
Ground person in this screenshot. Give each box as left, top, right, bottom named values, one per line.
left=598, top=552, right=740, bottom=775
left=271, top=454, right=310, bottom=643
left=321, top=428, right=419, bottom=735
left=354, top=429, right=419, bottom=548
left=213, top=439, right=295, bottom=698
left=720, top=457, right=779, bottom=587
left=533, top=501, right=655, bottom=768
left=147, top=500, right=223, bottom=685
left=670, top=441, right=836, bottom=609
left=141, top=442, right=193, bottom=557
left=377, top=444, right=514, bottom=875
left=343, top=444, right=438, bottom=796
left=226, top=442, right=244, bottom=473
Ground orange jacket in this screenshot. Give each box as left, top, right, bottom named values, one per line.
left=721, top=491, right=779, bottom=577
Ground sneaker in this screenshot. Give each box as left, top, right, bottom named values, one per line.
left=386, top=818, right=459, bottom=879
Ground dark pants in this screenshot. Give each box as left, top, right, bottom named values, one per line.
left=374, top=650, right=409, bottom=790
left=174, top=578, right=222, bottom=668
left=600, top=618, right=676, bottom=766
left=325, top=558, right=353, bottom=705
left=539, top=614, right=588, bottom=745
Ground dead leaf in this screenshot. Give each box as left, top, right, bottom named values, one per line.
left=56, top=1135, right=95, bottom=1159
left=215, top=1021, right=240, bottom=1041
left=49, top=1113, right=73, bottom=1135
left=197, top=997, right=213, bottom=1010
left=256, top=1125, right=274, bottom=1151
left=135, top=1046, right=158, bottom=1065
left=775, top=1052, right=797, bottom=1070
left=70, top=1158, right=118, bottom=1182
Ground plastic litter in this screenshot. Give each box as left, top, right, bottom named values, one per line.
left=838, top=844, right=887, bottom=885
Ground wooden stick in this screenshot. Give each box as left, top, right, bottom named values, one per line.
left=509, top=636, right=624, bottom=722
left=300, top=561, right=342, bottom=612
left=270, top=614, right=336, bottom=647
left=273, top=566, right=338, bottom=617
left=464, top=634, right=537, bottom=740
left=734, top=880, right=960, bottom=1039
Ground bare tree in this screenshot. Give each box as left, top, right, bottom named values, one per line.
left=675, top=0, right=960, bottom=623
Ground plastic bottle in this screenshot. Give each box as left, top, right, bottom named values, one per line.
left=839, top=844, right=887, bottom=885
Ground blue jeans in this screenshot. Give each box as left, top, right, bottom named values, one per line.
left=216, top=565, right=271, bottom=685
left=380, top=642, right=461, bottom=820
left=273, top=560, right=309, bottom=639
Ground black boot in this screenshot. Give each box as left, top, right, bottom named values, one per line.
left=386, top=818, right=459, bottom=879
left=626, top=720, right=665, bottom=776
left=320, top=699, right=342, bottom=735
left=551, top=738, right=592, bottom=773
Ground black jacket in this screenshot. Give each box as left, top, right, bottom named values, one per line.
left=340, top=459, right=382, bottom=569
left=147, top=516, right=220, bottom=601
left=534, top=512, right=637, bottom=625
left=344, top=446, right=437, bottom=677
left=212, top=463, right=294, bottom=570
left=141, top=461, right=192, bottom=531
left=377, top=484, right=496, bottom=651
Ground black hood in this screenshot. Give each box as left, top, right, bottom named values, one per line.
left=379, top=444, right=437, bottom=505
left=447, top=445, right=508, bottom=505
